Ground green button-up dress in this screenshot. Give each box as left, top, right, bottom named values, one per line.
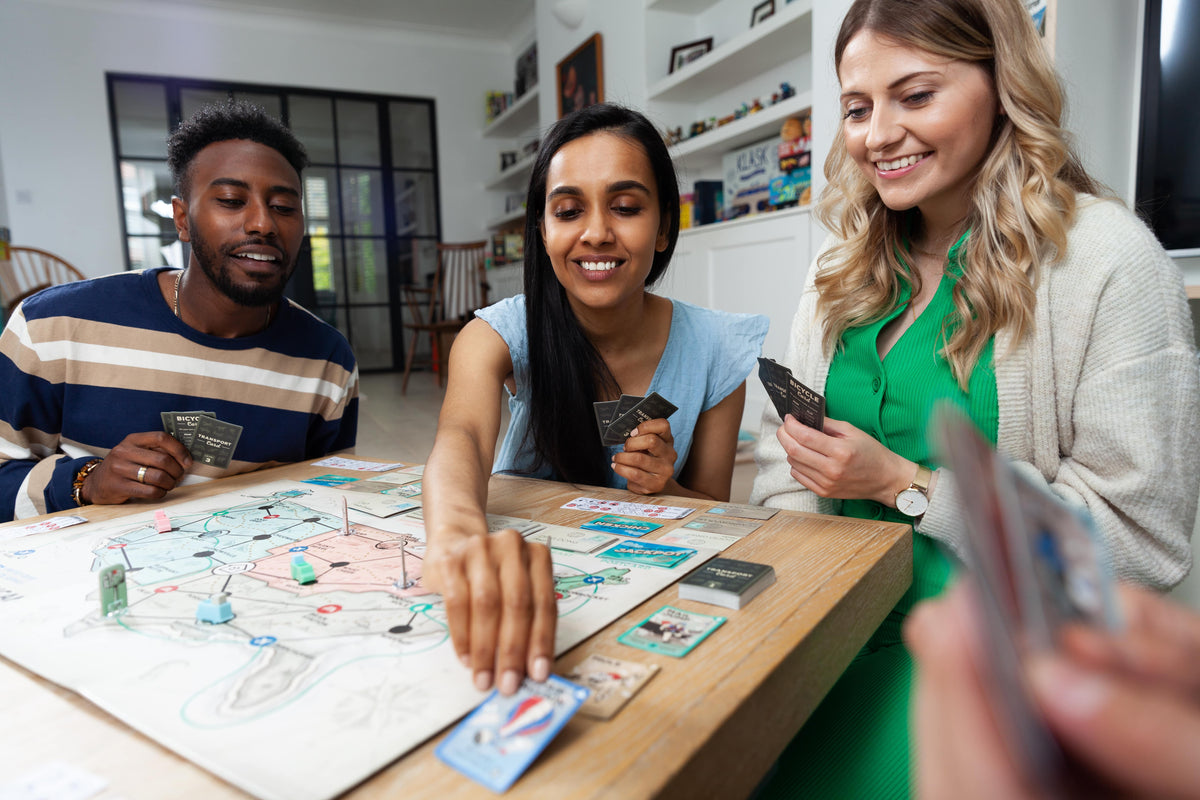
left=759, top=236, right=998, bottom=799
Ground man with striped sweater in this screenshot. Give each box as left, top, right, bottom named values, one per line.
left=0, top=102, right=358, bottom=522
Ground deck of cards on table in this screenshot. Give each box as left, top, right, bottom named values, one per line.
left=678, top=557, right=777, bottom=610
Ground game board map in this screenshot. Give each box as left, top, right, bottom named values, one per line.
left=0, top=480, right=715, bottom=800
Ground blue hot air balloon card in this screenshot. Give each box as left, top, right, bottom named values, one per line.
left=436, top=675, right=590, bottom=793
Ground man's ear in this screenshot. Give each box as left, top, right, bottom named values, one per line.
left=172, top=197, right=191, bottom=243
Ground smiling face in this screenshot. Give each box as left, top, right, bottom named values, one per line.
left=540, top=131, right=669, bottom=313
left=173, top=139, right=304, bottom=307
left=838, top=30, right=999, bottom=235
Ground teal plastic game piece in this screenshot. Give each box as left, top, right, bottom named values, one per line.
left=290, top=553, right=317, bottom=584
left=99, top=563, right=127, bottom=616
left=196, top=592, right=235, bottom=624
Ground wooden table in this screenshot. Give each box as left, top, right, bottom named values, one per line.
left=0, top=459, right=911, bottom=799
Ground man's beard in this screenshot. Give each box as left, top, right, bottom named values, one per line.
left=188, top=224, right=293, bottom=308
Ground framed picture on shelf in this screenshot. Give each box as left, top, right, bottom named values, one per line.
left=751, top=0, right=775, bottom=26
left=669, top=37, right=714, bottom=74
left=557, top=33, right=604, bottom=118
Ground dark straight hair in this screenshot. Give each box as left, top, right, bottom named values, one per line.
left=521, top=103, right=681, bottom=484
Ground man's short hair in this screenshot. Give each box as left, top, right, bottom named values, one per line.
left=167, top=100, right=309, bottom=199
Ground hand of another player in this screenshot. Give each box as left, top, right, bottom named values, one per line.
left=83, top=431, right=193, bottom=505
left=776, top=415, right=912, bottom=505
left=612, top=418, right=677, bottom=495
left=907, top=581, right=1200, bottom=800
left=424, top=527, right=557, bottom=696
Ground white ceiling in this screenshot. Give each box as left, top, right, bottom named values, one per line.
left=151, top=0, right=535, bottom=41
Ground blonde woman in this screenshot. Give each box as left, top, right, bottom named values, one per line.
left=750, top=0, right=1200, bottom=795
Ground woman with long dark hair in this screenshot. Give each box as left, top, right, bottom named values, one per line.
left=424, top=103, right=767, bottom=695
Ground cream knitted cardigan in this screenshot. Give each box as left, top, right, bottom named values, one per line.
left=750, top=196, right=1199, bottom=589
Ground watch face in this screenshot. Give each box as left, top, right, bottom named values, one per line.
left=896, top=488, right=929, bottom=517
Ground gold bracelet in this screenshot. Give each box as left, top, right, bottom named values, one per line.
left=72, top=459, right=103, bottom=507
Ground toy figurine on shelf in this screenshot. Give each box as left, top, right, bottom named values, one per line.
left=770, top=107, right=813, bottom=209
left=750, top=98, right=764, bottom=113
left=779, top=81, right=796, bottom=100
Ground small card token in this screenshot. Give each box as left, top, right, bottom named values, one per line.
left=617, top=605, right=726, bottom=657
left=563, top=653, right=660, bottom=719
left=707, top=502, right=780, bottom=521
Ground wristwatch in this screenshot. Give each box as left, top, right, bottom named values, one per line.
left=895, top=464, right=933, bottom=518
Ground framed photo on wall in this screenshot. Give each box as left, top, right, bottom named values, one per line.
left=557, top=33, right=604, bottom=118
left=751, top=0, right=775, bottom=26
left=669, top=37, right=714, bottom=74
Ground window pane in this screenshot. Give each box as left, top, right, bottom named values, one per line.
left=120, top=160, right=176, bottom=236
left=126, top=236, right=178, bottom=270
left=180, top=88, right=232, bottom=120
left=341, top=169, right=385, bottom=236
left=389, top=101, right=434, bottom=169
left=348, top=305, right=393, bottom=370
left=346, top=239, right=388, bottom=303
left=289, top=95, right=336, bottom=163
left=233, top=91, right=281, bottom=120
left=303, top=168, right=340, bottom=235
left=394, top=171, right=437, bottom=237
left=336, top=99, right=381, bottom=165
left=113, top=81, right=169, bottom=158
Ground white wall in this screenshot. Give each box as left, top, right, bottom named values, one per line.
left=0, top=0, right=522, bottom=277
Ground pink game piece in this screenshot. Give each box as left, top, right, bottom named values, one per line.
left=154, top=510, right=172, bottom=533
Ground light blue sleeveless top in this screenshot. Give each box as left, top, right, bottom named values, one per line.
left=476, top=295, right=768, bottom=490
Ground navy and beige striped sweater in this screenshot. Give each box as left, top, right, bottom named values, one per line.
left=0, top=267, right=358, bottom=521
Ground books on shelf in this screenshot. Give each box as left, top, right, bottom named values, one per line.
left=678, top=557, right=775, bottom=610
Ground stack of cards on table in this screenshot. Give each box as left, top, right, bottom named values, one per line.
left=678, top=557, right=776, bottom=610
left=593, top=392, right=678, bottom=445
left=436, top=675, right=589, bottom=793
left=757, top=357, right=825, bottom=430
left=161, top=411, right=242, bottom=468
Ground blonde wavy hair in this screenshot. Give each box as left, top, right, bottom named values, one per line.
left=816, top=0, right=1106, bottom=387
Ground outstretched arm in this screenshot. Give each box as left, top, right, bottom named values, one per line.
left=422, top=319, right=556, bottom=695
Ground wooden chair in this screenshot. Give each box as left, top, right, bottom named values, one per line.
left=401, top=240, right=490, bottom=393
left=0, top=246, right=86, bottom=317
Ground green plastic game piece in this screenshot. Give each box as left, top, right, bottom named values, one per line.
left=290, top=553, right=317, bottom=584
left=99, top=563, right=127, bottom=616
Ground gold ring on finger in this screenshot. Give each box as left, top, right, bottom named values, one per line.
left=136, top=465, right=148, bottom=483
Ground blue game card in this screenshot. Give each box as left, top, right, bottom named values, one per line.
left=436, top=675, right=589, bottom=793
left=580, top=514, right=662, bottom=537
left=597, top=538, right=698, bottom=569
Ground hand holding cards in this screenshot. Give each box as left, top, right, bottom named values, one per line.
left=594, top=392, right=678, bottom=445
left=933, top=405, right=1121, bottom=794
left=162, top=410, right=242, bottom=468
left=757, top=357, right=824, bottom=431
